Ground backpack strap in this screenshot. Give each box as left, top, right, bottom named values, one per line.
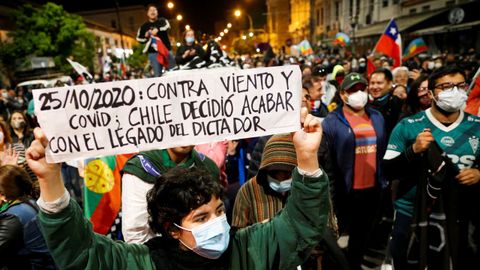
left=138, top=154, right=162, bottom=178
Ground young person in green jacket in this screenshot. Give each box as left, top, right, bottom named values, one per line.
left=26, top=109, right=330, bottom=270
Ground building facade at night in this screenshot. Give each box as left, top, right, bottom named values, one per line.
left=266, top=0, right=479, bottom=55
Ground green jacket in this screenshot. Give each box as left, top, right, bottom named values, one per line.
left=122, top=149, right=220, bottom=184
left=38, top=168, right=329, bottom=269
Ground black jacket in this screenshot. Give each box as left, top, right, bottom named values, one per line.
left=369, top=93, right=403, bottom=139
left=0, top=200, right=57, bottom=269
left=175, top=43, right=205, bottom=66
left=136, top=18, right=171, bottom=52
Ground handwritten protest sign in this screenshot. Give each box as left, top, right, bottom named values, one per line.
left=34, top=66, right=302, bottom=163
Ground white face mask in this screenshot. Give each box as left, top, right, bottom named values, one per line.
left=12, top=120, right=25, bottom=129
left=0, top=132, right=3, bottom=143
left=346, top=90, right=368, bottom=110
left=267, top=175, right=292, bottom=193
left=434, top=87, right=468, bottom=113
left=175, top=214, right=230, bottom=259
left=434, top=62, right=442, bottom=69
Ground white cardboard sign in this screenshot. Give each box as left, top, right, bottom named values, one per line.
left=34, top=66, right=302, bottom=163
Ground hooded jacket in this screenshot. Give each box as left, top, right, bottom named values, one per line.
left=232, top=134, right=297, bottom=228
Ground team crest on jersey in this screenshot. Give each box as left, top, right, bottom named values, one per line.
left=440, top=136, right=455, bottom=147
left=469, top=136, right=479, bottom=153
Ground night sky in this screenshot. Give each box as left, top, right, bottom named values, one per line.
left=20, top=0, right=267, bottom=35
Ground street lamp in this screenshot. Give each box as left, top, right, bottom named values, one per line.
left=220, top=32, right=224, bottom=37
left=185, top=25, right=190, bottom=30
left=242, top=35, right=247, bottom=40
left=227, top=23, right=232, bottom=28
left=224, top=29, right=229, bottom=33
left=249, top=32, right=254, bottom=37
left=234, top=9, right=253, bottom=31
left=176, top=14, right=183, bottom=21
left=167, top=2, right=174, bottom=9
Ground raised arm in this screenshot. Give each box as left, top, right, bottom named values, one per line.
left=26, top=128, right=63, bottom=202
left=230, top=109, right=329, bottom=269
left=292, top=109, right=322, bottom=172
left=26, top=128, right=154, bottom=269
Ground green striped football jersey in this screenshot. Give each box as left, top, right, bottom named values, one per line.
left=384, top=109, right=480, bottom=216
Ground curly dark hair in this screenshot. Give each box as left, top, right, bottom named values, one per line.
left=147, top=166, right=224, bottom=238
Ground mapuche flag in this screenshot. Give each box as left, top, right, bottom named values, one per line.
left=403, top=37, right=428, bottom=61
left=84, top=154, right=132, bottom=234
left=367, top=19, right=402, bottom=76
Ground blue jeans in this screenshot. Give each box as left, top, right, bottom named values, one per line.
left=148, top=53, right=162, bottom=77
left=168, top=50, right=176, bottom=70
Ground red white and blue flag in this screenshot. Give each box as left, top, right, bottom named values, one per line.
left=367, top=19, right=402, bottom=76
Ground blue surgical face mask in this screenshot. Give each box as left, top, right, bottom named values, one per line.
left=267, top=175, right=292, bottom=193
left=175, top=214, right=230, bottom=259
left=186, top=37, right=195, bottom=44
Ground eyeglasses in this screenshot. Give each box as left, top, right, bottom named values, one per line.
left=434, top=82, right=468, bottom=91
left=418, top=87, right=429, bottom=92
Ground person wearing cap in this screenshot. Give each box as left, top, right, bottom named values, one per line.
left=369, top=68, right=404, bottom=138
left=232, top=134, right=299, bottom=228
left=358, top=58, right=367, bottom=74
left=233, top=134, right=348, bottom=270
left=311, top=65, right=337, bottom=109
left=319, top=72, right=387, bottom=270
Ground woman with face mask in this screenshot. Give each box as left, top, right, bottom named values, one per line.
left=0, top=165, right=57, bottom=269
left=26, top=111, right=331, bottom=270
left=175, top=29, right=206, bottom=67
left=400, top=74, right=432, bottom=119
left=9, top=111, right=33, bottom=149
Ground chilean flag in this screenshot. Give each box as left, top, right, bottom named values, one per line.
left=367, top=19, right=402, bottom=76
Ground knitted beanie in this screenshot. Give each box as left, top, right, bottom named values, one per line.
left=259, top=134, right=297, bottom=172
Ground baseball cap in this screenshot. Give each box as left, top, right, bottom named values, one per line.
left=312, top=65, right=328, bottom=77
left=341, top=72, right=368, bottom=90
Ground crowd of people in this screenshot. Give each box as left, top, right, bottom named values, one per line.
left=1, top=3, right=480, bottom=270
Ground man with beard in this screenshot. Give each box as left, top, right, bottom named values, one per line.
left=383, top=65, right=480, bottom=269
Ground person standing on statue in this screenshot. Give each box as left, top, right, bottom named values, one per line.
left=136, top=4, right=172, bottom=77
